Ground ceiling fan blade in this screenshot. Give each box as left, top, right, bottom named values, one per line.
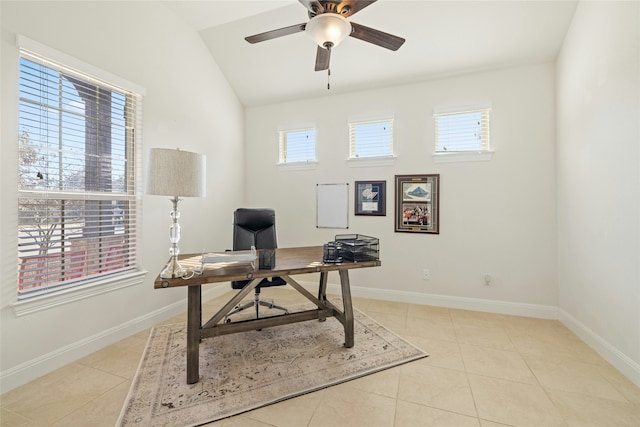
left=349, top=22, right=405, bottom=51
left=315, top=45, right=331, bottom=71
left=245, top=23, right=307, bottom=44
left=337, top=0, right=377, bottom=17
left=299, top=0, right=324, bottom=14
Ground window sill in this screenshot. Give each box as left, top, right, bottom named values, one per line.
left=276, top=161, right=318, bottom=171
left=347, top=156, right=396, bottom=168
left=432, top=150, right=494, bottom=163
left=11, top=270, right=147, bottom=317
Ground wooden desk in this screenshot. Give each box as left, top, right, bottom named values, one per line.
left=154, top=246, right=381, bottom=384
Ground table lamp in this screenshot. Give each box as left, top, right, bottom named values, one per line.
left=146, top=148, right=206, bottom=278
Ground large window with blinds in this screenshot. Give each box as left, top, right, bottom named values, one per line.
left=348, top=119, right=394, bottom=159
left=434, top=107, right=491, bottom=153
left=17, top=45, right=142, bottom=300
left=278, top=128, right=316, bottom=164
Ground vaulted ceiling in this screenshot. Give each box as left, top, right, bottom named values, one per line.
left=162, top=0, right=578, bottom=107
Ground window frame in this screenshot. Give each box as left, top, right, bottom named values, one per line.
left=347, top=118, right=396, bottom=167
left=432, top=105, right=493, bottom=163
left=13, top=36, right=146, bottom=313
left=277, top=127, right=318, bottom=170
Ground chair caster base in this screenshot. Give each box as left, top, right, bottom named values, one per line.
left=224, top=298, right=288, bottom=323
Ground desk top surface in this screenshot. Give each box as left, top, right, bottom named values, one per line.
left=154, top=246, right=381, bottom=289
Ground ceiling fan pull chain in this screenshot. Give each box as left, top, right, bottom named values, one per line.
left=327, top=69, right=331, bottom=90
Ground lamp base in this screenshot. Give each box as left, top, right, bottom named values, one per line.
left=160, top=255, right=187, bottom=279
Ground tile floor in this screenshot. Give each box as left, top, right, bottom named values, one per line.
left=2, top=288, right=640, bottom=426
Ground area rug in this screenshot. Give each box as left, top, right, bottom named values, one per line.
left=118, top=304, right=427, bottom=426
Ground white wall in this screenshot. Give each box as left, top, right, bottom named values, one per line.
left=556, top=0, right=640, bottom=385
left=245, top=63, right=558, bottom=315
left=0, top=1, right=244, bottom=392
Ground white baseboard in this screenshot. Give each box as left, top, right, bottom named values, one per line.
left=559, top=309, right=640, bottom=388
left=0, top=285, right=229, bottom=394
left=311, top=281, right=559, bottom=319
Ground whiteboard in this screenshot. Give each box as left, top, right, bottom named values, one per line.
left=316, top=183, right=349, bottom=229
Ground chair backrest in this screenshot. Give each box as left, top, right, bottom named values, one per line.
left=233, top=208, right=278, bottom=251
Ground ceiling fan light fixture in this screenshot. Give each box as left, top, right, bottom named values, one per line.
left=305, top=13, right=351, bottom=49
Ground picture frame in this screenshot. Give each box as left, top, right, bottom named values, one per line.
left=394, top=174, right=440, bottom=234
left=354, top=181, right=386, bottom=216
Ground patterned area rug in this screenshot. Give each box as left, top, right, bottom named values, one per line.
left=118, top=304, right=427, bottom=426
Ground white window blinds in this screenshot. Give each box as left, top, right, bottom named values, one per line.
left=434, top=107, right=491, bottom=152
left=278, top=128, right=316, bottom=164
left=349, top=119, right=394, bottom=158
left=17, top=46, right=142, bottom=299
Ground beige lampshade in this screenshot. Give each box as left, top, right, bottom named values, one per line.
left=146, top=148, right=206, bottom=197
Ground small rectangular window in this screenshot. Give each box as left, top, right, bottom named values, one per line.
left=278, top=128, right=316, bottom=164
left=434, top=107, right=490, bottom=152
left=349, top=119, right=394, bottom=159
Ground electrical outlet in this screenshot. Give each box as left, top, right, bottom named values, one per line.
left=422, top=269, right=430, bottom=280
left=483, top=274, right=492, bottom=285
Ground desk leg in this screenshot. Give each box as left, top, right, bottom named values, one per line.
left=318, top=272, right=329, bottom=301
left=317, top=272, right=328, bottom=322
left=187, top=285, right=201, bottom=384
left=338, top=270, right=354, bottom=348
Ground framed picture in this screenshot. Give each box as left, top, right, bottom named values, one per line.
left=394, top=174, right=440, bottom=234
left=355, top=181, right=386, bottom=216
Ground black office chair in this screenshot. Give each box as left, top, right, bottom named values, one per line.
left=225, top=208, right=288, bottom=321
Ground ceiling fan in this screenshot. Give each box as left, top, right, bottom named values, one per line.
left=245, top=0, right=405, bottom=72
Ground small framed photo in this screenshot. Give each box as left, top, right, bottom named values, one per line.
left=394, top=174, right=440, bottom=234
left=354, top=181, right=386, bottom=216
